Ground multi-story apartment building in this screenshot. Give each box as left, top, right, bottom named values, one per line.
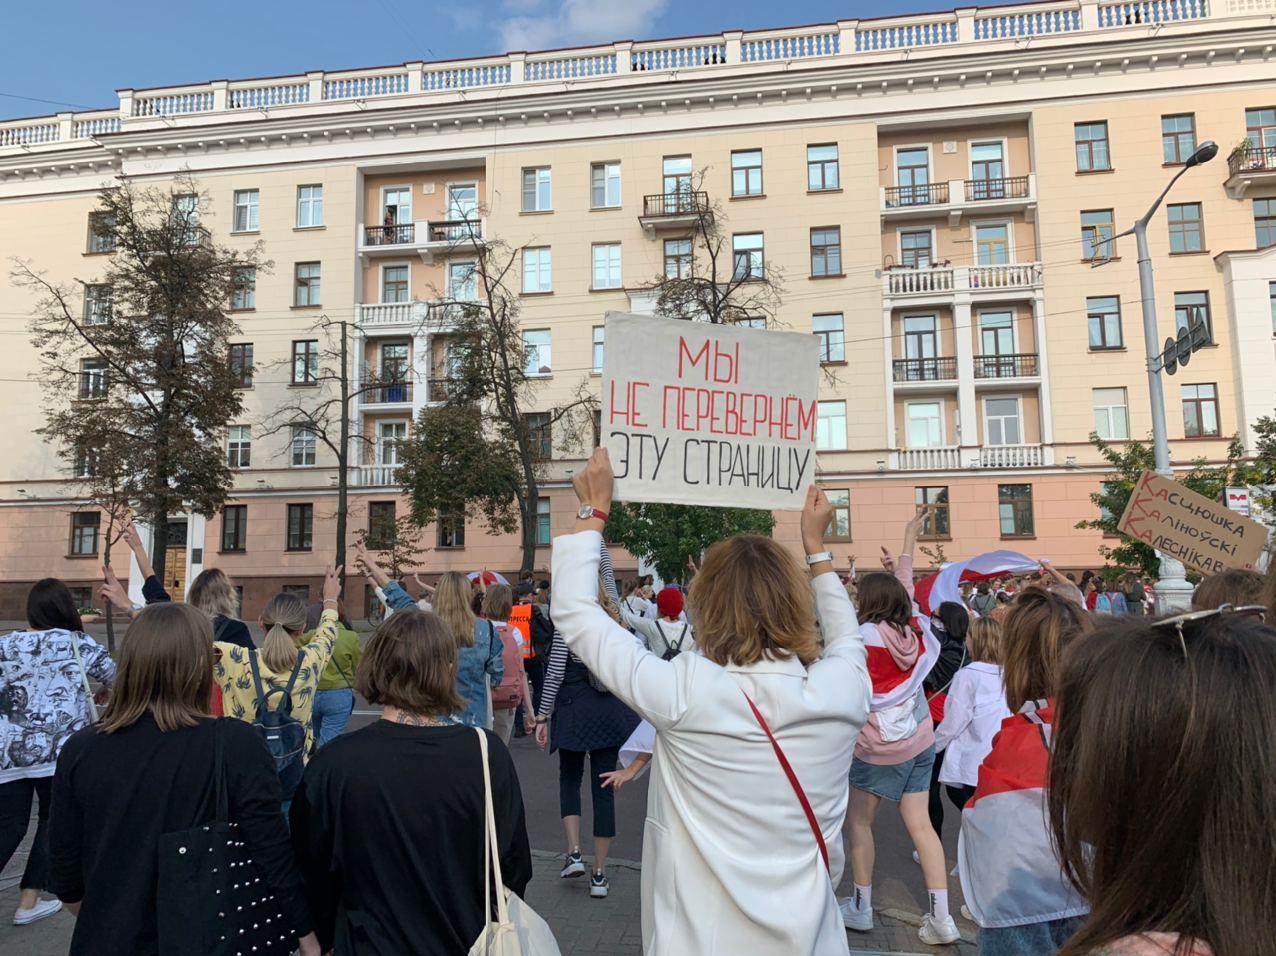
left=2, top=0, right=1275, bottom=616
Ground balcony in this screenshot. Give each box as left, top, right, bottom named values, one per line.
left=883, top=262, right=1042, bottom=302
left=353, top=463, right=402, bottom=487
left=893, top=357, right=958, bottom=383
left=358, top=219, right=486, bottom=262
left=639, top=191, right=711, bottom=236
left=880, top=174, right=1036, bottom=224
left=977, top=443, right=1045, bottom=468
left=1225, top=144, right=1276, bottom=199
left=360, top=380, right=413, bottom=407
left=896, top=446, right=961, bottom=471
left=974, top=353, right=1039, bottom=379
left=892, top=443, right=1048, bottom=470
left=357, top=300, right=466, bottom=334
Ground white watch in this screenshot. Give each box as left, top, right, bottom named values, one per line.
left=805, top=551, right=834, bottom=566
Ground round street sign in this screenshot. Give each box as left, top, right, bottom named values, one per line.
left=1163, top=336, right=1178, bottom=375
left=1175, top=324, right=1193, bottom=368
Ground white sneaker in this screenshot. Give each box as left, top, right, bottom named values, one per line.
left=560, top=850, right=586, bottom=879
left=13, top=899, right=62, bottom=926
left=589, top=870, right=609, bottom=898
left=838, top=897, right=873, bottom=932
left=919, top=913, right=961, bottom=945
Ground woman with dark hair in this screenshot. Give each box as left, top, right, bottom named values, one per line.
left=290, top=606, right=532, bottom=955
left=922, top=601, right=970, bottom=842
left=48, top=599, right=320, bottom=956
left=1049, top=609, right=1276, bottom=956
left=0, top=578, right=115, bottom=926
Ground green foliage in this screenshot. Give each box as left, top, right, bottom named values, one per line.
left=354, top=511, right=427, bottom=580
left=1076, top=432, right=1253, bottom=577
left=398, top=405, right=522, bottom=537
left=604, top=502, right=776, bottom=582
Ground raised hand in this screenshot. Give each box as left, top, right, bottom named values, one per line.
left=98, top=563, right=131, bottom=612
left=572, top=447, right=615, bottom=519
left=880, top=546, right=896, bottom=573
left=799, top=484, right=834, bottom=555
left=322, top=564, right=343, bottom=605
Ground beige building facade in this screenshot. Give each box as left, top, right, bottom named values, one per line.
left=1, top=0, right=1275, bottom=616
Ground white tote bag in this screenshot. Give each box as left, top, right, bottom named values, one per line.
left=468, top=729, right=561, bottom=956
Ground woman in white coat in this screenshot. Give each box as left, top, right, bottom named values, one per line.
left=552, top=449, right=871, bottom=955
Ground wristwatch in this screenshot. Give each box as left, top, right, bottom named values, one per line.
left=576, top=505, right=609, bottom=522
left=805, top=551, right=834, bottom=566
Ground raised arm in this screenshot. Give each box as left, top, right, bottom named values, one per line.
left=353, top=542, right=415, bottom=611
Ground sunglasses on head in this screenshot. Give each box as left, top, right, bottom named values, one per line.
left=1151, top=603, right=1267, bottom=657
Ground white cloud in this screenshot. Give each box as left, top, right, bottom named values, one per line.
left=500, top=0, right=669, bottom=52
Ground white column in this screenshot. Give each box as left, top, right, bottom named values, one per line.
left=413, top=332, right=431, bottom=418
left=306, top=71, right=325, bottom=103
left=954, top=297, right=978, bottom=461
left=186, top=514, right=207, bottom=593
left=883, top=304, right=898, bottom=451
left=723, top=31, right=743, bottom=65
left=955, top=8, right=977, bottom=43
left=56, top=112, right=73, bottom=142
left=211, top=80, right=229, bottom=112
left=117, top=89, right=135, bottom=119
left=837, top=20, right=859, bottom=55
left=509, top=52, right=527, bottom=83
left=406, top=61, right=424, bottom=93
left=1080, top=0, right=1101, bottom=31
left=614, top=42, right=633, bottom=74
left=1032, top=293, right=1055, bottom=449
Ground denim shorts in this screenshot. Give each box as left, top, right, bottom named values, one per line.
left=849, top=745, right=936, bottom=802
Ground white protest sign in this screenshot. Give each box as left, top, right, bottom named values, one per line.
left=600, top=312, right=820, bottom=511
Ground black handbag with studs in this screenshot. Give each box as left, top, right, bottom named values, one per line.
left=156, top=719, right=297, bottom=956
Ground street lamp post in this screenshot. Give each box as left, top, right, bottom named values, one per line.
left=1103, top=140, right=1218, bottom=612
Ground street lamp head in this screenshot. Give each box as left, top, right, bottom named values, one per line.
left=1185, top=140, right=1219, bottom=168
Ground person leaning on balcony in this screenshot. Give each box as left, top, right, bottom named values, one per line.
left=549, top=448, right=870, bottom=954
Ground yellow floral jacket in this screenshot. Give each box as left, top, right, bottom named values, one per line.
left=214, top=608, right=338, bottom=760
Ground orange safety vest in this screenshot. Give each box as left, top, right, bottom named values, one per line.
left=510, top=603, right=534, bottom=658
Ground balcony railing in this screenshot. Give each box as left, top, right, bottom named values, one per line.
left=978, top=443, right=1044, bottom=468
left=885, top=262, right=1043, bottom=297
left=428, top=378, right=461, bottom=402
left=353, top=464, right=402, bottom=487
left=642, top=191, right=710, bottom=218
left=364, top=224, right=415, bottom=245
left=361, top=381, right=413, bottom=404
left=974, top=353, right=1039, bottom=378
left=427, top=220, right=482, bottom=242
left=1228, top=143, right=1276, bottom=176
left=966, top=175, right=1030, bottom=201
left=898, top=446, right=961, bottom=470
left=893, top=357, right=958, bottom=382
left=357, top=300, right=468, bottom=329
left=884, top=182, right=949, bottom=208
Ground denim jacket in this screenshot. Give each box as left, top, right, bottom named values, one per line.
left=383, top=582, right=505, bottom=728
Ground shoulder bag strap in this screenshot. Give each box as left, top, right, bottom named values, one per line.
left=69, top=633, right=99, bottom=723
left=246, top=648, right=270, bottom=716
left=280, top=650, right=306, bottom=705
left=742, top=691, right=829, bottom=873
left=475, top=728, right=510, bottom=925
left=675, top=623, right=689, bottom=651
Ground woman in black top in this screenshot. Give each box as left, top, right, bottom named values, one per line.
left=48, top=602, right=318, bottom=956
left=290, top=605, right=532, bottom=955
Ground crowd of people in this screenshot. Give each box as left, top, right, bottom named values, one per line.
left=0, top=450, right=1273, bottom=955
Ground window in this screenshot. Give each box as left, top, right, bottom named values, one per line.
left=294, top=262, right=321, bottom=307
left=68, top=586, right=92, bottom=610
left=825, top=488, right=851, bottom=539
left=172, top=193, right=200, bottom=242
left=523, top=329, right=551, bottom=376
left=377, top=421, right=407, bottom=465
left=906, top=402, right=944, bottom=448
left=1245, top=107, right=1276, bottom=150
left=900, top=230, right=933, bottom=268
left=903, top=315, right=938, bottom=361
left=536, top=497, right=551, bottom=546
left=229, top=343, right=254, bottom=388
left=1081, top=210, right=1116, bottom=261
left=79, top=358, right=107, bottom=399
left=664, top=238, right=692, bottom=279
left=381, top=186, right=411, bottom=228
left=221, top=505, right=247, bottom=552
left=1162, top=114, right=1197, bottom=164
left=592, top=243, right=622, bottom=290
left=230, top=267, right=256, bottom=311
left=524, top=413, right=552, bottom=459
left=1271, top=281, right=1276, bottom=334
left=974, top=223, right=1010, bottom=265
left=70, top=512, right=100, bottom=556
left=290, top=426, right=316, bottom=466
left=227, top=425, right=251, bottom=469
left=1075, top=122, right=1111, bottom=171
left=1093, top=387, right=1130, bottom=440
left=979, top=311, right=1014, bottom=357
left=816, top=401, right=846, bottom=450
left=296, top=185, right=324, bottom=227
left=448, top=261, right=477, bottom=301
left=592, top=326, right=605, bottom=373
left=446, top=182, right=479, bottom=222
left=382, top=265, right=409, bottom=303
left=521, top=167, right=551, bottom=212
left=813, top=314, right=845, bottom=363
left=1168, top=203, right=1204, bottom=253
left=367, top=501, right=397, bottom=550
left=896, top=147, right=930, bottom=205
left=286, top=504, right=313, bottom=552
left=810, top=227, right=842, bottom=277
left=437, top=510, right=465, bottom=549
left=282, top=584, right=311, bottom=601
left=232, top=189, right=259, bottom=232
left=998, top=484, right=1034, bottom=538
left=915, top=486, right=950, bottom=538
left=292, top=340, right=318, bottom=384
left=1182, top=383, right=1220, bottom=438
left=84, top=284, right=112, bottom=325
left=522, top=247, right=552, bottom=293
left=663, top=156, right=692, bottom=197
left=984, top=397, right=1022, bottom=445
left=87, top=212, right=116, bottom=253
left=807, top=144, right=839, bottom=191
left=1174, top=291, right=1211, bottom=341
left=1256, top=198, right=1276, bottom=248
left=591, top=162, right=621, bottom=208
left=73, top=446, right=98, bottom=478
left=732, top=233, right=764, bottom=281
left=1087, top=296, right=1123, bottom=349
left=731, top=149, right=763, bottom=197
left=969, top=142, right=1006, bottom=197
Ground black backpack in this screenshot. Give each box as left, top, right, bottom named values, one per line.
left=246, top=649, right=307, bottom=800
left=530, top=604, right=555, bottom=659
left=657, top=622, right=690, bottom=662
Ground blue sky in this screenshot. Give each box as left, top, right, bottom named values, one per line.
left=1, top=0, right=1016, bottom=120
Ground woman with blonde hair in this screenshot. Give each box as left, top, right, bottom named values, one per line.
left=214, top=567, right=342, bottom=805
left=353, top=544, right=503, bottom=729
left=187, top=566, right=253, bottom=648
left=549, top=449, right=870, bottom=953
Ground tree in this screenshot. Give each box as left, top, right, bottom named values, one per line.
left=604, top=502, right=775, bottom=582
left=353, top=506, right=427, bottom=581
left=399, top=227, right=595, bottom=573
left=15, top=175, right=267, bottom=582
left=1076, top=433, right=1250, bottom=577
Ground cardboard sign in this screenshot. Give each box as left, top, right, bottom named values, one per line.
left=1118, top=471, right=1268, bottom=575
left=601, top=312, right=820, bottom=511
